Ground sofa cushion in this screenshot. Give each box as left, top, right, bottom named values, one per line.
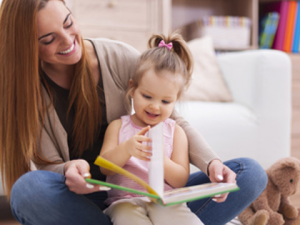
left=176, top=101, right=262, bottom=164
left=181, top=36, right=233, bottom=102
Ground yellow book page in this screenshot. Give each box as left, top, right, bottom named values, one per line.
left=94, top=156, right=159, bottom=196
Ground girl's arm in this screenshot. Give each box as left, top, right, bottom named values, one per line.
left=164, top=124, right=190, bottom=188
left=99, top=119, right=152, bottom=175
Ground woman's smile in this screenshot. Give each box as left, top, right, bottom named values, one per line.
left=58, top=39, right=76, bottom=55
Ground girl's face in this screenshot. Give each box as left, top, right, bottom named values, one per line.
left=130, top=69, right=181, bottom=127
left=37, top=0, right=82, bottom=66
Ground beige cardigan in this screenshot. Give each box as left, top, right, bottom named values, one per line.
left=37, top=38, right=219, bottom=175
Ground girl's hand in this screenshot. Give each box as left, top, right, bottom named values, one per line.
left=208, top=159, right=237, bottom=203
left=64, top=159, right=111, bottom=194
left=125, top=126, right=152, bottom=161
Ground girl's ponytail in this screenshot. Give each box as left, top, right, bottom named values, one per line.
left=148, top=32, right=193, bottom=80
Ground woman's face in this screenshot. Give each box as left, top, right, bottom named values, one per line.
left=37, top=0, right=82, bottom=66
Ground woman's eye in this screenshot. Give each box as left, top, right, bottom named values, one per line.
left=65, top=18, right=73, bottom=29
left=65, top=20, right=73, bottom=29
left=42, top=38, right=55, bottom=45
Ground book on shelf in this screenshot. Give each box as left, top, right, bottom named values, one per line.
left=86, top=123, right=240, bottom=206
left=293, top=2, right=300, bottom=53
left=260, top=0, right=289, bottom=51
left=283, top=1, right=297, bottom=52
left=259, top=12, right=280, bottom=49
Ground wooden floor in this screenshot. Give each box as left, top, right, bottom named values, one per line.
left=0, top=197, right=19, bottom=225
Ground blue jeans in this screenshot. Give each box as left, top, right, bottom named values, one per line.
left=186, top=158, right=267, bottom=224
left=10, top=158, right=267, bottom=225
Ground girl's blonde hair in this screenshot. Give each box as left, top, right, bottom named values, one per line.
left=127, top=32, right=193, bottom=104
left=0, top=0, right=100, bottom=198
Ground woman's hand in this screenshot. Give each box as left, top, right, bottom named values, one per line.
left=208, top=159, right=236, bottom=203
left=125, top=126, right=152, bottom=161
left=64, top=159, right=110, bottom=194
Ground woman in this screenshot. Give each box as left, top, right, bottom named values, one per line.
left=0, top=0, right=267, bottom=224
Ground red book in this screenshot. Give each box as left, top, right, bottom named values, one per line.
left=283, top=1, right=297, bottom=52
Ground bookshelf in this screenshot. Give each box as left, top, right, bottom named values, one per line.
left=290, top=54, right=300, bottom=155
left=288, top=53, right=300, bottom=208
left=171, top=0, right=259, bottom=50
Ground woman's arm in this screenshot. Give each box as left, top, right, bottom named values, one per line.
left=171, top=109, right=220, bottom=174
left=99, top=119, right=152, bottom=175
left=171, top=110, right=237, bottom=202
left=164, top=124, right=190, bottom=188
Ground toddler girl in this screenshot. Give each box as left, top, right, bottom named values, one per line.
left=99, top=32, right=203, bottom=225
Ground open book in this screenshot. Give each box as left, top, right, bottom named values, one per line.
left=86, top=123, right=239, bottom=206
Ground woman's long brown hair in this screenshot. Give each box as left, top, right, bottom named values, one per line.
left=0, top=0, right=100, bottom=199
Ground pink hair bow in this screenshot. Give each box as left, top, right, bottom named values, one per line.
left=158, top=40, right=173, bottom=50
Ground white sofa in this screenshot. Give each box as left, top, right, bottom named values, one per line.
left=0, top=50, right=291, bottom=200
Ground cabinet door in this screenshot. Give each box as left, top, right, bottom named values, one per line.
left=67, top=0, right=166, bottom=52
left=73, top=0, right=149, bottom=30
left=82, top=29, right=150, bottom=52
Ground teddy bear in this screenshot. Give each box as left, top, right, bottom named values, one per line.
left=238, top=157, right=300, bottom=225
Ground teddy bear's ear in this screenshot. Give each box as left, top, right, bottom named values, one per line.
left=272, top=157, right=300, bottom=171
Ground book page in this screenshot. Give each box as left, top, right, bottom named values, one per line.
left=148, top=123, right=164, bottom=197
left=162, top=182, right=239, bottom=206
left=94, top=156, right=158, bottom=196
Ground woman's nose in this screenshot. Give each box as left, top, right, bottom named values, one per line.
left=61, top=32, right=73, bottom=47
